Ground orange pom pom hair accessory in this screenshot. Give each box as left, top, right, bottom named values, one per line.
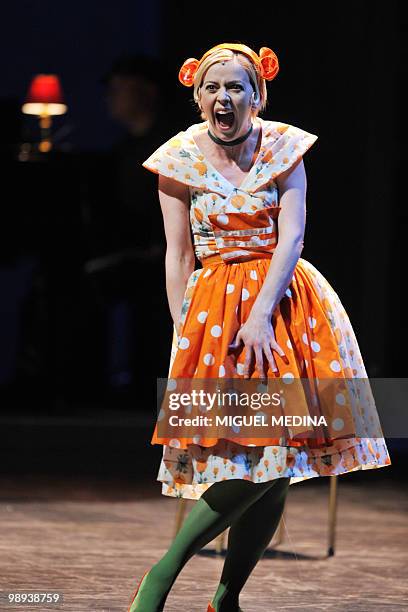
left=178, top=43, right=279, bottom=87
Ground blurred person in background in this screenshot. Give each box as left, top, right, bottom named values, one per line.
left=103, top=54, right=172, bottom=257
left=87, top=55, right=185, bottom=404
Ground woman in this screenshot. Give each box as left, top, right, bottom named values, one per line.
left=127, top=43, right=391, bottom=612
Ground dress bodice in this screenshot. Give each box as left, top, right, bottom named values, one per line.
left=143, top=118, right=318, bottom=262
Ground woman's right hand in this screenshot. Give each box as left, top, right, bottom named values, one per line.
left=176, top=321, right=182, bottom=339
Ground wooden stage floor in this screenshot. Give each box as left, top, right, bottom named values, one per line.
left=0, top=470, right=407, bottom=611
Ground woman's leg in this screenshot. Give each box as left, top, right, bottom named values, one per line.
left=210, top=477, right=290, bottom=611
left=129, top=478, right=280, bottom=611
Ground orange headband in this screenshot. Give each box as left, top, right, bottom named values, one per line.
left=178, top=43, right=279, bottom=87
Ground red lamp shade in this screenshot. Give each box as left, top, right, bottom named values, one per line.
left=22, top=74, right=67, bottom=116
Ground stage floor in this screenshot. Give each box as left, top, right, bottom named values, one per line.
left=0, top=470, right=407, bottom=611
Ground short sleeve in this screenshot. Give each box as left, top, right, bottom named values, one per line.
left=268, top=123, right=318, bottom=178
left=142, top=132, right=211, bottom=191
left=142, top=134, right=185, bottom=178
left=249, top=122, right=318, bottom=192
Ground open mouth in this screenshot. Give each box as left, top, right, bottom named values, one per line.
left=215, top=111, right=235, bottom=131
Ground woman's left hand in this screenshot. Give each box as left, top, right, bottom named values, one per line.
left=228, top=313, right=288, bottom=379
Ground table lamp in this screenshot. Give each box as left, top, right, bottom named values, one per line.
left=22, top=74, right=68, bottom=153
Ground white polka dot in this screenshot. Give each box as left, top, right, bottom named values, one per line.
left=285, top=287, right=292, bottom=298
left=211, top=325, right=222, bottom=338
left=250, top=270, right=258, bottom=280
left=197, top=311, right=208, bottom=323
left=167, top=379, right=177, bottom=391
left=203, top=268, right=212, bottom=278
left=286, top=339, right=293, bottom=350
left=217, top=214, right=229, bottom=225
left=302, top=333, right=309, bottom=345
left=169, top=439, right=181, bottom=448
left=330, top=360, right=341, bottom=372
left=184, top=403, right=193, bottom=414
left=282, top=372, right=295, bottom=384
left=336, top=393, right=346, bottom=405
left=203, top=353, right=215, bottom=366
left=179, top=337, right=190, bottom=350
left=226, top=283, right=235, bottom=294
left=193, top=435, right=202, bottom=444
left=236, top=363, right=245, bottom=375
left=242, top=288, right=250, bottom=301
left=308, top=316, right=317, bottom=329
left=311, top=341, right=321, bottom=353
left=219, top=365, right=226, bottom=377
left=332, top=418, right=344, bottom=431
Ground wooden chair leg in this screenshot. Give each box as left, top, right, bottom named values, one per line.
left=215, top=529, right=227, bottom=554
left=272, top=510, right=285, bottom=546
left=327, top=475, right=338, bottom=556
left=173, top=498, right=188, bottom=538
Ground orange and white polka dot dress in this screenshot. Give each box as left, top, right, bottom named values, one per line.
left=142, top=118, right=391, bottom=500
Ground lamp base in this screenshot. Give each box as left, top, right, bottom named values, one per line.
left=39, top=114, right=53, bottom=152
left=39, top=140, right=52, bottom=153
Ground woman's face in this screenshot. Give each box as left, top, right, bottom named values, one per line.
left=199, top=58, right=255, bottom=140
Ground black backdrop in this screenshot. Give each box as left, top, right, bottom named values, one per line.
left=0, top=1, right=405, bottom=418
left=161, top=0, right=404, bottom=376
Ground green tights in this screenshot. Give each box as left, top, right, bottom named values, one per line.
left=129, top=477, right=290, bottom=612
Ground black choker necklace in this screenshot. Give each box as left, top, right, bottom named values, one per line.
left=207, top=123, right=253, bottom=146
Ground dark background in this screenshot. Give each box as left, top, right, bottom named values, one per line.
left=0, top=1, right=406, bottom=475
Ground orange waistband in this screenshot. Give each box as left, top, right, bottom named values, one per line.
left=201, top=252, right=273, bottom=267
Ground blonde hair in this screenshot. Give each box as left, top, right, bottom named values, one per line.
left=193, top=48, right=267, bottom=120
